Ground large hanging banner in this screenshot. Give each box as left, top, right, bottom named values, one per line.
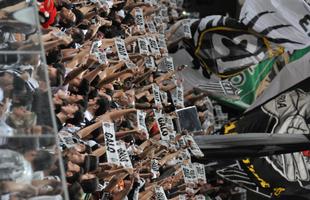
left=221, top=88, right=310, bottom=198
left=240, top=0, right=310, bottom=52
left=193, top=15, right=273, bottom=78
left=209, top=46, right=310, bottom=111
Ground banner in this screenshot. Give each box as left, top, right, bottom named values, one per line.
left=261, top=89, right=310, bottom=182
left=134, top=8, right=146, bottom=32
left=146, top=20, right=157, bottom=33
left=116, top=141, right=133, bottom=168
left=152, top=84, right=162, bottom=107
left=157, top=34, right=168, bottom=52
left=184, top=135, right=204, bottom=158
left=102, top=122, right=119, bottom=164
left=155, top=186, right=168, bottom=200
left=137, top=110, right=149, bottom=138
left=154, top=110, right=173, bottom=141
left=194, top=163, right=207, bottom=183
left=246, top=46, right=310, bottom=112
left=138, top=37, right=150, bottom=55
left=193, top=15, right=272, bottom=77
left=209, top=47, right=310, bottom=111
left=176, top=106, right=202, bottom=133
left=151, top=159, right=160, bottom=179
left=158, top=56, right=174, bottom=72
left=148, top=36, right=161, bottom=57
left=115, top=38, right=129, bottom=61
left=240, top=0, right=310, bottom=52
left=182, top=164, right=198, bottom=184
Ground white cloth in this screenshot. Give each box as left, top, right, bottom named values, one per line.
left=0, top=88, right=3, bottom=102
left=84, top=110, right=94, bottom=122
left=117, top=10, right=125, bottom=18
left=240, top=0, right=310, bottom=52
left=28, top=195, right=63, bottom=200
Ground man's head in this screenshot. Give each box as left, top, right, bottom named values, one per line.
left=66, top=27, right=85, bottom=44
left=63, top=148, right=85, bottom=165
left=48, top=63, right=65, bottom=87
left=65, top=104, right=84, bottom=126
left=67, top=94, right=84, bottom=103
left=61, top=104, right=80, bottom=120
left=24, top=150, right=54, bottom=171
left=58, top=7, right=76, bottom=28
left=80, top=173, right=99, bottom=193
left=11, top=105, right=28, bottom=118
left=88, top=96, right=110, bottom=116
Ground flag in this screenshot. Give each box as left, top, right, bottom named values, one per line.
left=192, top=15, right=281, bottom=78
left=246, top=46, right=310, bottom=112
left=221, top=88, right=310, bottom=198
left=240, top=0, right=310, bottom=52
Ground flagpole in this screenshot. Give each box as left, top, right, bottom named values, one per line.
left=194, top=133, right=310, bottom=160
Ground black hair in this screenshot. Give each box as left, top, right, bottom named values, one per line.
left=54, top=104, right=62, bottom=114
left=83, top=155, right=99, bottom=172
left=105, top=88, right=113, bottom=97
left=88, top=89, right=98, bottom=100
left=77, top=20, right=91, bottom=29
left=90, top=76, right=100, bottom=87
left=58, top=8, right=76, bottom=29
left=99, top=9, right=109, bottom=18
left=12, top=90, right=33, bottom=108
left=99, top=25, right=125, bottom=38
left=55, top=0, right=73, bottom=10
left=59, top=19, right=75, bottom=29
left=80, top=177, right=99, bottom=193
left=75, top=97, right=88, bottom=111
left=46, top=49, right=62, bottom=65
left=18, top=54, right=35, bottom=65
left=51, top=63, right=66, bottom=87
left=71, top=28, right=85, bottom=44
left=12, top=75, right=26, bottom=93
left=72, top=9, right=85, bottom=27
left=111, top=1, right=127, bottom=11
left=32, top=150, right=54, bottom=171
left=94, top=97, right=110, bottom=116
left=66, top=105, right=84, bottom=126
left=196, top=104, right=207, bottom=112
left=62, top=156, right=69, bottom=172
left=66, top=171, right=82, bottom=184
left=123, top=77, right=133, bottom=90
left=122, top=13, right=135, bottom=26
left=68, top=182, right=83, bottom=200
left=49, top=168, right=61, bottom=179
left=6, top=137, right=38, bottom=153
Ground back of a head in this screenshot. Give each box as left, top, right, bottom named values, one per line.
left=94, top=97, right=110, bottom=116
left=32, top=150, right=54, bottom=171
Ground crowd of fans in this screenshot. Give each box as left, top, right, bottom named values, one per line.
left=0, top=0, right=242, bottom=200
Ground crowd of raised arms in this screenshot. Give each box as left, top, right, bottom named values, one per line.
left=0, top=0, right=236, bottom=200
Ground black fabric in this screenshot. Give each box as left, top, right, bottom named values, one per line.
left=56, top=116, right=63, bottom=131
left=236, top=107, right=274, bottom=133
left=0, top=0, right=24, bottom=9
left=240, top=158, right=310, bottom=199
left=31, top=90, right=53, bottom=127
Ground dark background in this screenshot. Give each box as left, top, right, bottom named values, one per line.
left=183, top=0, right=240, bottom=18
